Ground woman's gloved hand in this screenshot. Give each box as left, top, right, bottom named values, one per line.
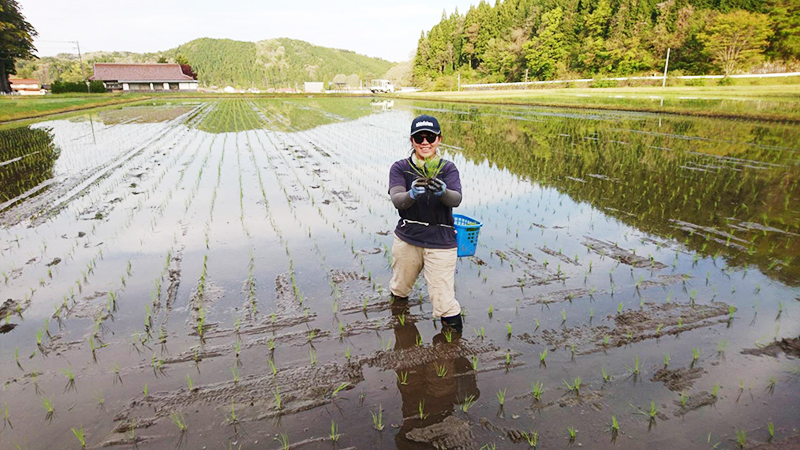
left=409, top=179, right=427, bottom=199
left=428, top=178, right=447, bottom=197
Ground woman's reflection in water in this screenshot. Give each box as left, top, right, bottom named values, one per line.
left=390, top=300, right=480, bottom=449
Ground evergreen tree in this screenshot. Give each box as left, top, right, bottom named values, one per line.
left=524, top=7, right=567, bottom=80
left=0, top=0, right=37, bottom=92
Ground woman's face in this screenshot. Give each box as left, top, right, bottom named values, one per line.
left=411, top=133, right=441, bottom=160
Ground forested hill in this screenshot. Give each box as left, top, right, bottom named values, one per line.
left=413, top=0, right=799, bottom=87
left=16, top=37, right=395, bottom=89
left=164, top=38, right=395, bottom=88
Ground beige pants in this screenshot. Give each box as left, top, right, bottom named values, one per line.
left=390, top=235, right=461, bottom=318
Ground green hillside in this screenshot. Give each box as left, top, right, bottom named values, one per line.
left=15, top=37, right=395, bottom=90
left=414, top=0, right=800, bottom=88
left=164, top=37, right=394, bottom=89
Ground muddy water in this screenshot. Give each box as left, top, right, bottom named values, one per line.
left=0, top=97, right=798, bottom=449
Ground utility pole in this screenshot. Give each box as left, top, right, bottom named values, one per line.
left=662, top=48, right=671, bottom=88
left=73, top=41, right=89, bottom=93
left=457, top=73, right=460, bottom=91
left=525, top=69, right=529, bottom=84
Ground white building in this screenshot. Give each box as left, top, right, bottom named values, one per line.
left=8, top=77, right=45, bottom=95
left=89, top=63, right=199, bottom=92
left=304, top=82, right=324, bottom=93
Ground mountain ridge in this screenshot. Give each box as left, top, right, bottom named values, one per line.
left=17, top=37, right=398, bottom=89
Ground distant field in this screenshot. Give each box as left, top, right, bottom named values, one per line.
left=396, top=83, right=800, bottom=121
left=0, top=94, right=149, bottom=122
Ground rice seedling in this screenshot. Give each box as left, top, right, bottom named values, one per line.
left=435, top=362, right=448, bottom=378
left=443, top=328, right=454, bottom=343
left=371, top=405, right=385, bottom=431
left=329, top=420, right=341, bottom=442
left=505, top=352, right=512, bottom=366
left=567, top=426, right=577, bottom=441
left=418, top=400, right=429, bottom=419
left=186, top=374, right=194, bottom=391
left=539, top=349, right=548, bottom=365
left=474, top=326, right=486, bottom=339
left=331, top=382, right=350, bottom=397
left=679, top=391, right=688, bottom=407
left=664, top=353, right=670, bottom=367
left=602, top=367, right=612, bottom=382
left=225, top=401, right=238, bottom=425
left=459, top=394, right=477, bottom=412
left=767, top=376, right=776, bottom=393
left=531, top=382, right=544, bottom=401
left=735, top=429, right=747, bottom=448
left=415, top=334, right=424, bottom=346
left=71, top=425, right=86, bottom=447
left=626, top=355, right=641, bottom=375
left=41, top=397, right=54, bottom=422
left=61, top=367, right=76, bottom=392
left=560, top=309, right=567, bottom=323
left=143, top=383, right=149, bottom=399
left=309, top=348, right=317, bottom=366
left=275, top=433, right=289, bottom=450
left=472, top=355, right=479, bottom=370
left=563, top=377, right=581, bottom=394
left=488, top=304, right=494, bottom=317
left=522, top=430, right=538, bottom=448
left=496, top=388, right=506, bottom=406
left=170, top=411, right=188, bottom=432
left=2, top=402, right=11, bottom=429
left=768, top=421, right=774, bottom=440
left=396, top=371, right=409, bottom=385
left=610, top=415, right=620, bottom=433
left=692, top=348, right=700, bottom=360
left=617, top=302, right=624, bottom=314
left=273, top=387, right=282, bottom=410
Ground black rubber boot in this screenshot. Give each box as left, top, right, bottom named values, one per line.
left=391, top=293, right=408, bottom=303
left=441, top=314, right=463, bottom=334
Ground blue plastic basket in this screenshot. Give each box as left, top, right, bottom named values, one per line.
left=453, top=214, right=483, bottom=257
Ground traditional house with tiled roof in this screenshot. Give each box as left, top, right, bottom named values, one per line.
left=8, top=77, right=45, bottom=95
left=89, top=63, right=198, bottom=92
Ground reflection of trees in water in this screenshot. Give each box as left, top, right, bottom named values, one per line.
left=390, top=302, right=480, bottom=449
left=0, top=126, right=59, bottom=202
left=429, top=104, right=800, bottom=285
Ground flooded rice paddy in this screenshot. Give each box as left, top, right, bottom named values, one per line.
left=0, top=97, right=799, bottom=449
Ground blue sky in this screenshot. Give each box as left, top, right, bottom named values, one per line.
left=25, top=0, right=476, bottom=62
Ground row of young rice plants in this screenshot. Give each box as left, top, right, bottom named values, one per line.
left=0, top=98, right=796, bottom=448
left=0, top=103, right=229, bottom=447
left=259, top=99, right=798, bottom=447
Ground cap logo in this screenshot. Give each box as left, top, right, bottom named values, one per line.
left=416, top=121, right=434, bottom=127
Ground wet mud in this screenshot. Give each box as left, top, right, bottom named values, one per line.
left=673, top=391, right=716, bottom=416
left=741, top=337, right=800, bottom=359
left=536, top=302, right=732, bottom=354
left=583, top=237, right=668, bottom=269
left=652, top=366, right=707, bottom=391
left=478, top=418, right=531, bottom=444
left=406, top=415, right=473, bottom=450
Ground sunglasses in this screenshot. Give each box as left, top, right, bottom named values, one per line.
left=412, top=133, right=439, bottom=144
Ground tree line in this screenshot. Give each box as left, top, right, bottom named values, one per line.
left=413, top=0, right=799, bottom=87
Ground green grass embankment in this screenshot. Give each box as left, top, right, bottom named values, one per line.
left=393, top=83, right=800, bottom=122
left=0, top=94, right=150, bottom=122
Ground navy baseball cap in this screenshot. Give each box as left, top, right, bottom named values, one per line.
left=410, top=115, right=441, bottom=136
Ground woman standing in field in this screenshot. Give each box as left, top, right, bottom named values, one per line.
left=388, top=115, right=463, bottom=333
